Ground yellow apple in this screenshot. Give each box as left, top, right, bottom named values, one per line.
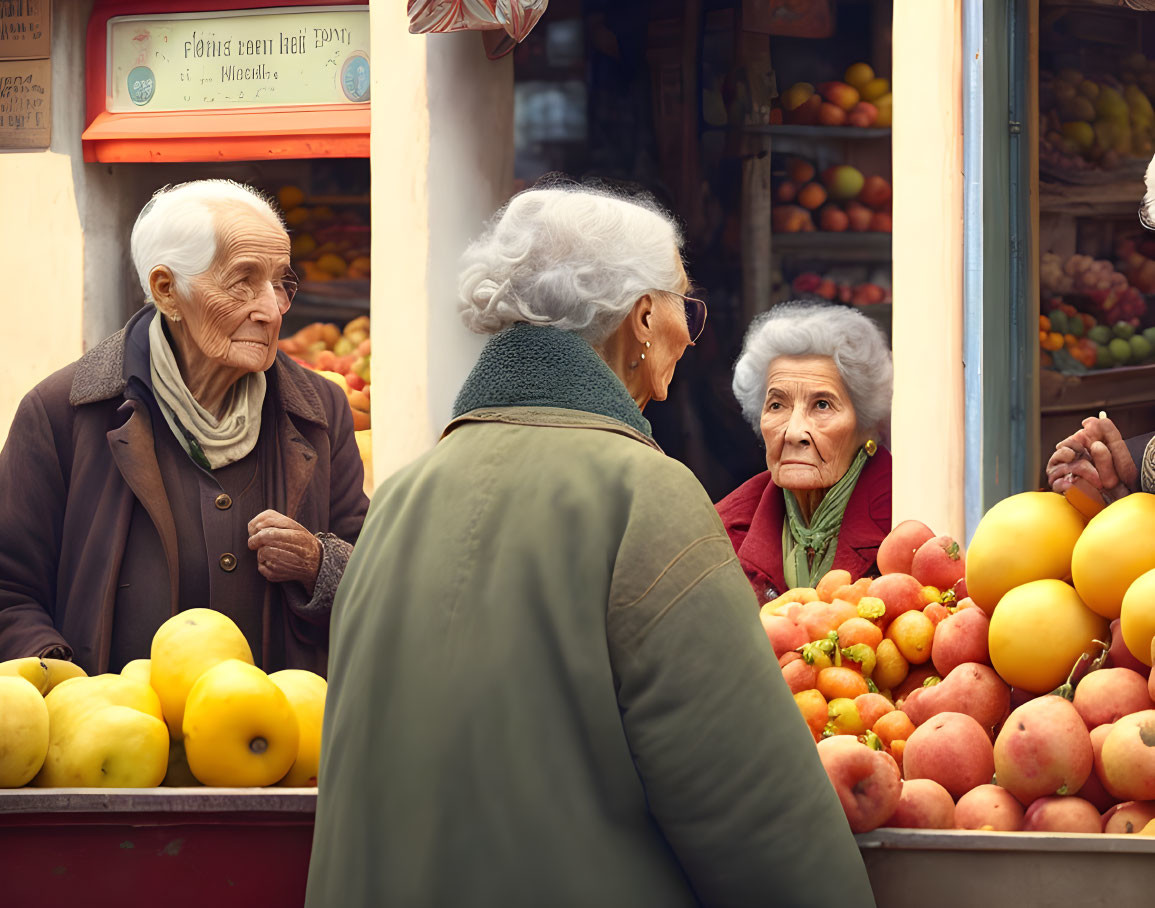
left=150, top=608, right=253, bottom=737
left=44, top=705, right=168, bottom=787
left=0, top=676, right=50, bottom=787
left=120, top=658, right=152, bottom=686
left=42, top=658, right=87, bottom=694
left=269, top=669, right=327, bottom=787
left=183, top=660, right=299, bottom=787
left=36, top=673, right=166, bottom=787
left=0, top=657, right=49, bottom=693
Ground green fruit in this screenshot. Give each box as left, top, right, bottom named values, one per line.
left=1114, top=321, right=1136, bottom=340
left=1131, top=334, right=1153, bottom=360
left=1143, top=326, right=1155, bottom=347
left=1069, top=317, right=1085, bottom=337
left=1096, top=343, right=1115, bottom=369
left=1090, top=324, right=1113, bottom=345
left=1048, top=309, right=1070, bottom=334
left=1109, top=337, right=1133, bottom=364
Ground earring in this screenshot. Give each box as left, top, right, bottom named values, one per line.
left=640, top=340, right=651, bottom=361
left=864, top=439, right=878, bottom=456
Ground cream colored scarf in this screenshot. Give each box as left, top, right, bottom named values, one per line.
left=148, top=313, right=266, bottom=470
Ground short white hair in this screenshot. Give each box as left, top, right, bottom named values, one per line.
left=732, top=302, right=893, bottom=440
left=458, top=184, right=685, bottom=343
left=130, top=179, right=284, bottom=304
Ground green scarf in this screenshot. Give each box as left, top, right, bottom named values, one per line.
left=781, top=447, right=870, bottom=589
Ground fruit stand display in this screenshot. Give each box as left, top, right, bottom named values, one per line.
left=762, top=54, right=894, bottom=345
left=760, top=487, right=1155, bottom=904
left=0, top=609, right=324, bottom=903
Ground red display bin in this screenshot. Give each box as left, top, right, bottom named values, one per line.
left=0, top=789, right=315, bottom=907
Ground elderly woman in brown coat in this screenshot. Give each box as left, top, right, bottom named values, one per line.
left=0, top=180, right=368, bottom=675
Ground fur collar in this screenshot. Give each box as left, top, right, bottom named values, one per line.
left=452, top=323, right=652, bottom=438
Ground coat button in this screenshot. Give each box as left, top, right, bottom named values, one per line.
left=215, top=493, right=232, bottom=510
left=219, top=553, right=237, bottom=572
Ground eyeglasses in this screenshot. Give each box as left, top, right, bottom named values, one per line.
left=663, top=290, right=708, bottom=343
left=226, top=267, right=299, bottom=314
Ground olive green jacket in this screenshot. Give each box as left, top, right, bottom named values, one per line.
left=307, top=325, right=873, bottom=907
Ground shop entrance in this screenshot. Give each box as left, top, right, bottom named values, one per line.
left=511, top=0, right=894, bottom=501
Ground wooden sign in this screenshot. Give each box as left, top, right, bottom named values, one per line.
left=0, top=58, right=50, bottom=148
left=0, top=0, right=50, bottom=60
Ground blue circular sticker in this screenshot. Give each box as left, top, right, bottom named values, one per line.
left=341, top=55, right=370, bottom=103
left=127, top=66, right=156, bottom=107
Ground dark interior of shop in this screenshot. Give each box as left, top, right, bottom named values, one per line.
left=511, top=0, right=893, bottom=501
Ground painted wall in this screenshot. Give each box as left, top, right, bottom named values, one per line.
left=0, top=1, right=89, bottom=450
left=371, top=8, right=513, bottom=485
left=891, top=0, right=966, bottom=539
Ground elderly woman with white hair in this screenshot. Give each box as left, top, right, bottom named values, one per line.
left=307, top=186, right=873, bottom=908
left=0, top=179, right=368, bottom=676
left=716, top=303, right=894, bottom=604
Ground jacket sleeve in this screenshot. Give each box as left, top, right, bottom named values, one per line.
left=284, top=380, right=369, bottom=625
left=607, top=461, right=875, bottom=908
left=0, top=388, right=73, bottom=660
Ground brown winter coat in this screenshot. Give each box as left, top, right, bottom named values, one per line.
left=0, top=308, right=368, bottom=675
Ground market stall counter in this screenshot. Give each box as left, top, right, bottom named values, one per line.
left=858, top=828, right=1155, bottom=908
left=0, top=788, right=315, bottom=906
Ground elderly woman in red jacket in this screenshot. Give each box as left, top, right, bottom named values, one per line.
left=716, top=302, right=893, bottom=604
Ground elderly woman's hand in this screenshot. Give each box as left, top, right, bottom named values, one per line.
left=248, top=510, right=322, bottom=594
left=1045, top=416, right=1137, bottom=500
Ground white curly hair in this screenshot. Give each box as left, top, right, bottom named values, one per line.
left=457, top=184, right=685, bottom=343
left=732, top=302, right=893, bottom=442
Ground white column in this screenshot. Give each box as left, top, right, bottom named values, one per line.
left=891, top=0, right=966, bottom=539
left=370, top=10, right=513, bottom=486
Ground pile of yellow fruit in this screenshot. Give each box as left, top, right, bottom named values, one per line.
left=0, top=610, right=325, bottom=789
left=277, top=185, right=370, bottom=283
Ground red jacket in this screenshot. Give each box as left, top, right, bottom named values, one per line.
left=715, top=449, right=892, bottom=604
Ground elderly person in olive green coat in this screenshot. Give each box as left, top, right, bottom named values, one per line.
left=306, top=186, right=875, bottom=908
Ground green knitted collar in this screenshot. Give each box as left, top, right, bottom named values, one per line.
left=452, top=324, right=652, bottom=438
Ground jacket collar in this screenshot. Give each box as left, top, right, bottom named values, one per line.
left=70, top=306, right=329, bottom=428
left=723, top=449, right=892, bottom=598
left=452, top=323, right=653, bottom=439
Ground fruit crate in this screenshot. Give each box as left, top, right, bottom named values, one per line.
left=857, top=828, right=1155, bottom=908
left=0, top=788, right=315, bottom=907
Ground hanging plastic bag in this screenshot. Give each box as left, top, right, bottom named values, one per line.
left=407, top=0, right=549, bottom=44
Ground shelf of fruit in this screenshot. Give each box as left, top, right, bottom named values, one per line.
left=740, top=124, right=891, bottom=140
left=791, top=269, right=891, bottom=307
left=0, top=608, right=324, bottom=789
left=776, top=62, right=892, bottom=130
left=771, top=156, right=893, bottom=262
left=772, top=490, right=1155, bottom=838
left=1039, top=252, right=1153, bottom=371
left=277, top=184, right=370, bottom=301
left=277, top=316, right=373, bottom=492
left=1039, top=59, right=1155, bottom=182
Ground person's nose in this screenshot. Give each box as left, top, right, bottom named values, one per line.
left=783, top=404, right=811, bottom=445
left=249, top=282, right=281, bottom=321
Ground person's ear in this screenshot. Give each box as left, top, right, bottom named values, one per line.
left=149, top=266, right=181, bottom=320
left=628, top=293, right=655, bottom=345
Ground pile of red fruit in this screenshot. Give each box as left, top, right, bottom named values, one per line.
left=772, top=157, right=892, bottom=235
left=765, top=497, right=1155, bottom=837
left=791, top=271, right=889, bottom=307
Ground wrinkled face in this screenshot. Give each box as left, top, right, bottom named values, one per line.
left=645, top=257, right=693, bottom=402
left=178, top=205, right=291, bottom=374
left=761, top=354, right=862, bottom=492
